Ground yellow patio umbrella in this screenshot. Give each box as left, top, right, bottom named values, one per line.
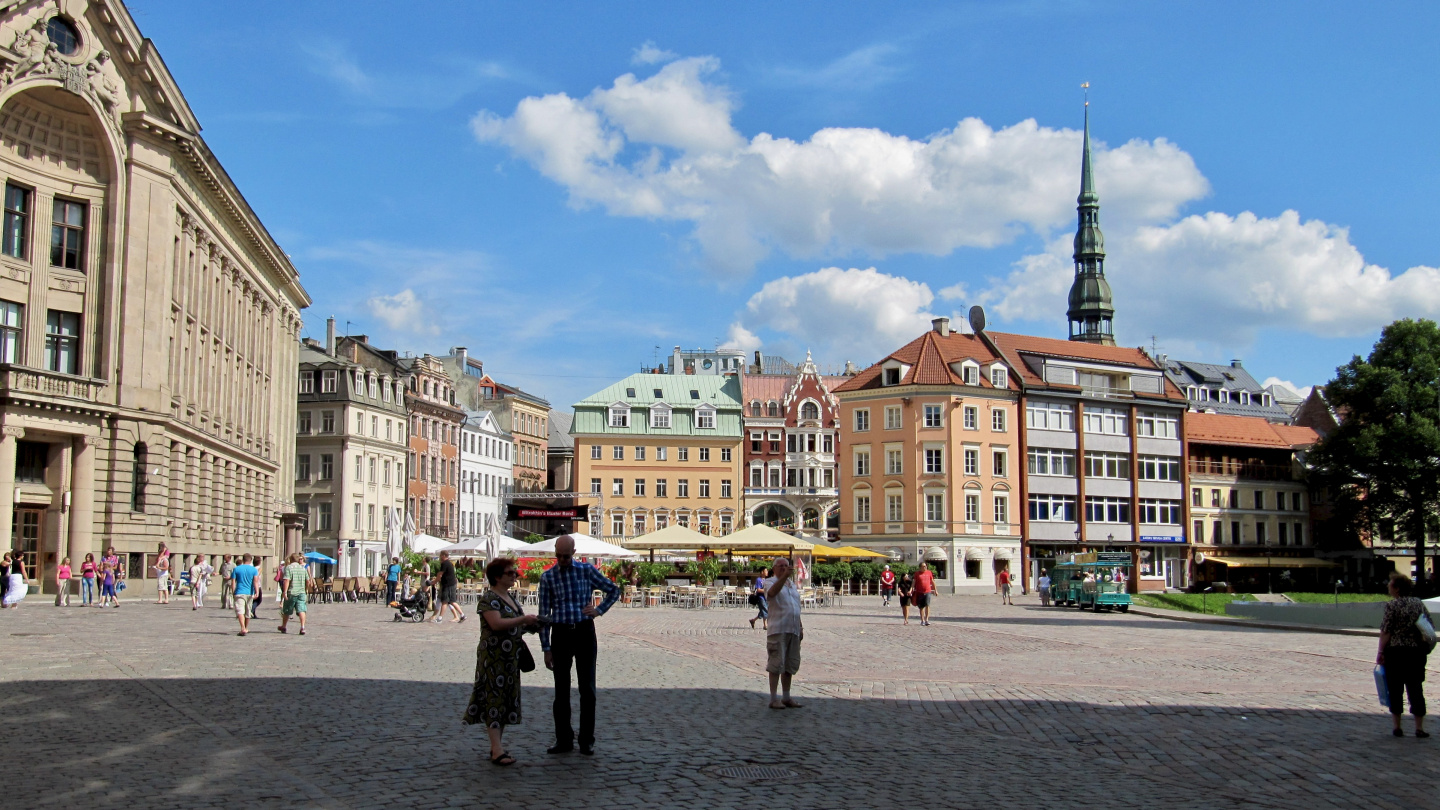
left=813, top=545, right=888, bottom=559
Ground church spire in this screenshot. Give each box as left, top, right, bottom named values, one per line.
left=1067, top=91, right=1115, bottom=346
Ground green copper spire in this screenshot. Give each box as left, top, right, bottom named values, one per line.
left=1067, top=99, right=1115, bottom=346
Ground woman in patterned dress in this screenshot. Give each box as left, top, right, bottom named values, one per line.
left=464, top=557, right=539, bottom=765
left=1378, top=573, right=1432, bottom=737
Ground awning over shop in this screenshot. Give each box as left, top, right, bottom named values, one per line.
left=923, top=546, right=949, bottom=562
left=626, top=523, right=814, bottom=553
left=813, top=545, right=887, bottom=558
left=1203, top=555, right=1339, bottom=569
left=993, top=548, right=1014, bottom=561
left=964, top=547, right=986, bottom=561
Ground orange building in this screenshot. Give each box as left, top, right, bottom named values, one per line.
left=401, top=355, right=464, bottom=539
left=833, top=317, right=1020, bottom=593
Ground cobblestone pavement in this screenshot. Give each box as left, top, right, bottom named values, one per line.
left=2, top=592, right=1435, bottom=809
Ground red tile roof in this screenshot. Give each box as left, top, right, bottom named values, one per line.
left=833, top=330, right=1011, bottom=393
left=1186, top=412, right=1319, bottom=449
left=985, top=331, right=1187, bottom=401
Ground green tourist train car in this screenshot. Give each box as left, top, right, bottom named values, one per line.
left=1048, top=552, right=1132, bottom=613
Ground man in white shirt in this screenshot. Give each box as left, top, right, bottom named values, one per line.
left=1038, top=569, right=1052, bottom=607
left=764, top=557, right=804, bottom=710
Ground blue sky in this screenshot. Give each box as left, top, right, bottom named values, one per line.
left=138, top=1, right=1439, bottom=407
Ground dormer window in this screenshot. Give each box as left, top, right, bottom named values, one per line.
left=650, top=403, right=672, bottom=429
left=690, top=389, right=700, bottom=400
left=1186, top=386, right=1197, bottom=399
left=989, top=365, right=1008, bottom=388
left=1218, top=389, right=1230, bottom=403
left=1261, top=392, right=1273, bottom=407
left=961, top=362, right=979, bottom=386
left=695, top=404, right=716, bottom=429
left=884, top=368, right=901, bottom=386
left=626, top=387, right=636, bottom=397
left=1239, top=391, right=1251, bottom=405
left=653, top=389, right=662, bottom=398
left=608, top=403, right=630, bottom=428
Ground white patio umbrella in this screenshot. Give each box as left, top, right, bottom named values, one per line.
left=408, top=533, right=453, bottom=554
left=402, top=511, right=417, bottom=552
left=386, top=509, right=403, bottom=560
left=527, top=533, right=639, bottom=559
left=483, top=513, right=501, bottom=563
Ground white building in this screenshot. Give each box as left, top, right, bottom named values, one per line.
left=459, top=409, right=513, bottom=539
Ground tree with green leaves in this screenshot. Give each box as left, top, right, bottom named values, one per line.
left=1310, top=319, right=1440, bottom=593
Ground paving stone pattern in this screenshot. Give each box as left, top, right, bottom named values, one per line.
left=1, top=593, right=1435, bottom=809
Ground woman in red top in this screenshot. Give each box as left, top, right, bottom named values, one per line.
left=79, top=553, right=97, bottom=607
left=913, top=563, right=936, bottom=626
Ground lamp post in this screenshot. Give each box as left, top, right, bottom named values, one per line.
left=1266, top=533, right=1273, bottom=595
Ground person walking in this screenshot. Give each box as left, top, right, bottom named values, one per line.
left=764, top=557, right=804, bottom=709
left=2, top=552, right=25, bottom=608
left=430, top=551, right=464, bottom=623
left=465, top=558, right=540, bottom=766
left=218, top=555, right=235, bottom=609
left=229, top=554, right=258, bottom=636
left=914, top=562, right=936, bottom=626
left=0, top=552, right=8, bottom=607
left=100, top=551, right=120, bottom=608
left=79, top=553, right=96, bottom=607
left=189, top=554, right=213, bottom=610
left=898, top=572, right=914, bottom=625
left=154, top=546, right=171, bottom=605
left=749, top=568, right=769, bottom=630
left=998, top=567, right=1014, bottom=605
left=1378, top=573, right=1432, bottom=738
left=538, top=535, right=621, bottom=756
left=55, top=557, right=72, bottom=607
left=250, top=561, right=265, bottom=619
left=278, top=553, right=308, bottom=635
left=1038, top=569, right=1052, bottom=607
left=385, top=556, right=401, bottom=605
left=879, top=565, right=896, bottom=606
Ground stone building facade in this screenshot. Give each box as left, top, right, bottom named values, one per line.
left=0, top=2, right=308, bottom=595
left=401, top=355, right=462, bottom=538
left=741, top=352, right=842, bottom=539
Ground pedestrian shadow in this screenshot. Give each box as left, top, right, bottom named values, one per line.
left=3, top=676, right=1432, bottom=810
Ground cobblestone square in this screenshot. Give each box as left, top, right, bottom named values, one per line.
left=1, top=593, right=1434, bottom=809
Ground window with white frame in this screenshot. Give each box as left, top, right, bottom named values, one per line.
left=963, top=448, right=978, bottom=476
left=611, top=512, right=625, bottom=537
left=854, top=448, right=871, bottom=476
left=964, top=492, right=980, bottom=523
left=1026, top=402, right=1074, bottom=431
left=925, top=448, right=944, bottom=474
left=609, top=404, right=630, bottom=428
left=1135, top=411, right=1179, bottom=439
left=963, top=406, right=978, bottom=430
left=927, top=493, right=946, bottom=522
left=1137, top=456, right=1181, bottom=482
left=612, top=445, right=623, bottom=460
left=992, top=449, right=1007, bottom=477
left=695, top=406, right=715, bottom=429
left=884, top=405, right=902, bottom=430
left=650, top=405, right=671, bottom=429
left=1083, top=406, right=1128, bottom=435
left=612, top=478, right=623, bottom=496
left=885, top=446, right=903, bottom=475
left=854, top=408, right=870, bottom=431
left=886, top=492, right=903, bottom=522
left=750, top=466, right=762, bottom=487
left=298, top=369, right=314, bottom=394
left=923, top=404, right=943, bottom=428
left=657, top=446, right=668, bottom=461
left=678, top=447, right=688, bottom=461
left=990, top=366, right=1008, bottom=388
left=1139, top=499, right=1183, bottom=525
left=321, top=370, right=337, bottom=393
left=1085, top=497, right=1132, bottom=523
left=590, top=445, right=601, bottom=460
left=1084, top=452, right=1130, bottom=479
left=655, top=479, right=667, bottom=497
left=698, top=479, right=710, bottom=498
left=1028, top=494, right=1075, bottom=522
left=993, top=494, right=1009, bottom=524
left=855, top=494, right=871, bottom=523
left=991, top=408, right=1007, bottom=432
left=635, top=446, right=646, bottom=461
left=590, top=477, right=601, bottom=495
left=699, top=447, right=710, bottom=462
left=1027, top=448, right=1074, bottom=476
left=961, top=363, right=979, bottom=385
left=721, top=448, right=731, bottom=462
left=721, top=479, right=732, bottom=498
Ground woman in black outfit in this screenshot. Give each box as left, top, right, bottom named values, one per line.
left=898, top=573, right=914, bottom=626
left=1377, top=573, right=1431, bottom=738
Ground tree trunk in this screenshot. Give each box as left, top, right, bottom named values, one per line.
left=1411, top=511, right=1428, bottom=593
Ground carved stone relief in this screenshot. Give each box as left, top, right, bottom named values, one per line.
left=0, top=10, right=125, bottom=130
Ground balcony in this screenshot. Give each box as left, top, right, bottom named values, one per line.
left=743, top=486, right=838, bottom=498
left=0, top=365, right=103, bottom=404
left=1080, top=384, right=1133, bottom=400
left=1188, top=460, right=1295, bottom=481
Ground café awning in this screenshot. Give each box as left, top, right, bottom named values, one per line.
left=1203, top=555, right=1339, bottom=569
left=813, top=545, right=887, bottom=559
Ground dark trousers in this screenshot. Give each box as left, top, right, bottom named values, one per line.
left=1385, top=646, right=1428, bottom=716
left=385, top=581, right=397, bottom=604
left=551, top=620, right=598, bottom=747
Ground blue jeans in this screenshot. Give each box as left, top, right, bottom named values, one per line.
left=81, top=578, right=95, bottom=605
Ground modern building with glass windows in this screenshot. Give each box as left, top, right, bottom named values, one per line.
left=571, top=373, right=743, bottom=542
left=0, top=5, right=310, bottom=596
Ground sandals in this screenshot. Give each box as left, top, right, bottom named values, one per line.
left=277, top=626, right=287, bottom=633
left=490, top=751, right=516, bottom=766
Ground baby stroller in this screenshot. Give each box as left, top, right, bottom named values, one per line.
left=392, top=589, right=429, bottom=622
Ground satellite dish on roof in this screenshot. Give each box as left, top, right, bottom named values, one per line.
left=968, top=305, right=987, bottom=334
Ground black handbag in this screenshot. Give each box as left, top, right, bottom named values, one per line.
left=747, top=592, right=760, bottom=606
left=517, top=638, right=536, bottom=672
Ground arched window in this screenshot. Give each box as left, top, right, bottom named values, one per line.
left=767, top=401, right=780, bottom=417
left=131, top=442, right=147, bottom=512
left=800, top=401, right=820, bottom=421
left=750, top=400, right=761, bottom=416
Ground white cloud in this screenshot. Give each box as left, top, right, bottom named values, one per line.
left=983, top=210, right=1440, bottom=344
left=472, top=55, right=1208, bottom=275
left=728, top=267, right=963, bottom=363
left=632, top=41, right=678, bottom=66
left=366, top=289, right=437, bottom=335
left=1261, top=377, right=1313, bottom=400
left=767, top=43, right=905, bottom=90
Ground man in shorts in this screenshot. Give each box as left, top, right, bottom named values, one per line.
left=764, top=557, right=804, bottom=710
left=913, top=562, right=936, bottom=626
left=998, top=567, right=1014, bottom=605
left=428, top=550, right=464, bottom=623
left=230, top=554, right=258, bottom=636
left=278, top=553, right=308, bottom=636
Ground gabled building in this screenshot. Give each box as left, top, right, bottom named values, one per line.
left=740, top=352, right=843, bottom=538
left=833, top=318, right=1021, bottom=593
left=459, top=409, right=512, bottom=539
left=1156, top=356, right=1290, bottom=422
left=399, top=354, right=463, bottom=538
left=435, top=347, right=551, bottom=494
left=571, top=373, right=743, bottom=541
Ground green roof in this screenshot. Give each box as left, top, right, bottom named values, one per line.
left=571, top=373, right=743, bottom=437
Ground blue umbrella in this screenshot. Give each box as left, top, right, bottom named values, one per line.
left=304, top=551, right=337, bottom=564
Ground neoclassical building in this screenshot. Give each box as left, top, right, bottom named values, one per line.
left=0, top=2, right=308, bottom=596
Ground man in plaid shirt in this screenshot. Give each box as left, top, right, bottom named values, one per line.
left=539, top=535, right=621, bottom=756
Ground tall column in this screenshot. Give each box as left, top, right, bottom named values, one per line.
left=0, top=426, right=23, bottom=548
left=67, top=435, right=97, bottom=565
